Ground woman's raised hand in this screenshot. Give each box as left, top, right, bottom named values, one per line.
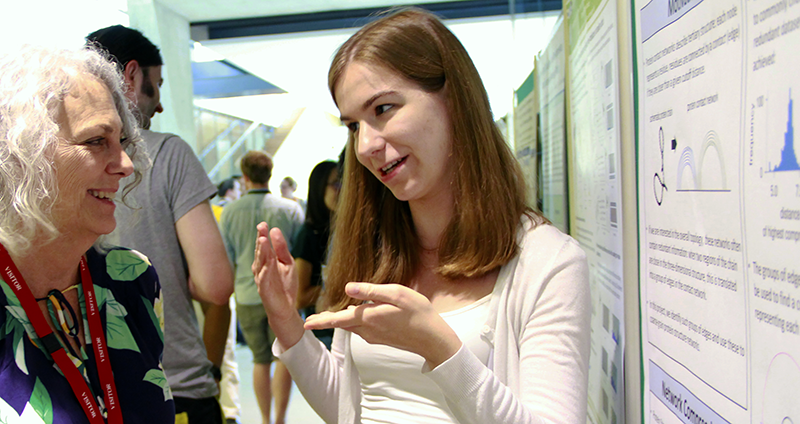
left=304, top=282, right=462, bottom=368
left=252, top=222, right=305, bottom=348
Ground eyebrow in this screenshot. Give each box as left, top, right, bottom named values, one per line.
left=340, top=90, right=396, bottom=122
left=75, top=123, right=119, bottom=141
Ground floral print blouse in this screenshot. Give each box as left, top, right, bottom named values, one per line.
left=0, top=247, right=175, bottom=423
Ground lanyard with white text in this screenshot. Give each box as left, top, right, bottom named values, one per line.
left=0, top=244, right=123, bottom=424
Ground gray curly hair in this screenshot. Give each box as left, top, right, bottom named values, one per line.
left=0, top=45, right=148, bottom=256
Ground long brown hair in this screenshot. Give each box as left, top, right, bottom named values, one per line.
left=324, top=7, right=545, bottom=311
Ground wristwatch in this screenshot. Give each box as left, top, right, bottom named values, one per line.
left=210, top=365, right=222, bottom=381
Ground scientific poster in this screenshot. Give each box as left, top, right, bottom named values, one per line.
left=566, top=0, right=626, bottom=421
left=635, top=0, right=800, bottom=422
left=538, top=17, right=569, bottom=233
left=515, top=70, right=539, bottom=209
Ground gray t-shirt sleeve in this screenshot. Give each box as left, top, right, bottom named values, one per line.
left=158, top=135, right=216, bottom=221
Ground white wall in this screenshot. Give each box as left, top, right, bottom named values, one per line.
left=128, top=0, right=198, bottom=149
left=0, top=3, right=560, bottom=196
left=448, top=11, right=561, bottom=119
left=0, top=0, right=128, bottom=54
left=197, top=11, right=561, bottom=201
left=0, top=0, right=197, bottom=148
left=270, top=108, right=348, bottom=199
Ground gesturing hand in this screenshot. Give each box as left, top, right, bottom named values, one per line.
left=252, top=222, right=304, bottom=347
left=303, top=282, right=462, bottom=368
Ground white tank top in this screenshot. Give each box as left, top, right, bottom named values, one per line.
left=351, top=294, right=492, bottom=423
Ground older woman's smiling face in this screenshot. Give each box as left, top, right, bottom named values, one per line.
left=51, top=75, right=134, bottom=240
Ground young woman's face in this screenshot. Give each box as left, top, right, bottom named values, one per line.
left=323, top=168, right=340, bottom=212
left=336, top=62, right=454, bottom=204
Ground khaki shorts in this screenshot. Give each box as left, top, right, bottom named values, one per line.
left=235, top=302, right=275, bottom=364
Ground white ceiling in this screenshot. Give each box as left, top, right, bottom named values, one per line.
left=158, top=0, right=545, bottom=127
left=194, top=27, right=355, bottom=126
left=0, top=0, right=558, bottom=127
left=0, top=0, right=559, bottom=195
left=193, top=11, right=560, bottom=127
left=157, top=0, right=463, bottom=22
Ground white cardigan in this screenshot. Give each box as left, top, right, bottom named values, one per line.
left=275, top=221, right=591, bottom=424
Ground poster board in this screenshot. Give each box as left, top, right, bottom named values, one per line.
left=538, top=17, right=570, bottom=232
left=515, top=69, right=540, bottom=209
left=634, top=0, right=800, bottom=422
left=565, top=0, right=627, bottom=420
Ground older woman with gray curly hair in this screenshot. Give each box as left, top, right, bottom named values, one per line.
left=0, top=45, right=174, bottom=423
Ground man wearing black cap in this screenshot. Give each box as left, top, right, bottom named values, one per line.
left=87, top=26, right=235, bottom=424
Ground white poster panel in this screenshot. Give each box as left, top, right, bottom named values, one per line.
left=515, top=72, right=539, bottom=209
left=745, top=1, right=800, bottom=422
left=539, top=18, right=569, bottom=233
left=567, top=0, right=626, bottom=421
left=635, top=0, right=800, bottom=422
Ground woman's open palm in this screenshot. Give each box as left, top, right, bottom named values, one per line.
left=253, top=222, right=298, bottom=320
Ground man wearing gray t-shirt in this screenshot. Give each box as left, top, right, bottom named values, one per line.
left=220, top=150, right=304, bottom=424
left=88, top=25, right=234, bottom=424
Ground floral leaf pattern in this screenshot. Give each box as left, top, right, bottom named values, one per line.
left=1, top=283, right=35, bottom=351
left=142, top=295, right=164, bottom=342
left=0, top=282, right=18, bottom=308
left=103, top=290, right=128, bottom=318
left=1, top=248, right=173, bottom=422
left=143, top=368, right=173, bottom=401
left=4, top=306, right=34, bottom=342
left=3, top=309, right=13, bottom=337
left=105, top=312, right=139, bottom=352
left=105, top=250, right=149, bottom=281
left=29, top=378, right=53, bottom=424
left=94, top=286, right=139, bottom=353
left=13, top=327, right=27, bottom=376
left=2, top=283, right=42, bottom=370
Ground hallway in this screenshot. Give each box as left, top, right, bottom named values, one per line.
left=234, top=343, right=324, bottom=424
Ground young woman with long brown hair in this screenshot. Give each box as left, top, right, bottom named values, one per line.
left=253, top=8, right=590, bottom=424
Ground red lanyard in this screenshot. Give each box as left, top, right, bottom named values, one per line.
left=0, top=244, right=123, bottom=424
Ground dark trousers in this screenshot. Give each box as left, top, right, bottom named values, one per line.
left=174, top=396, right=223, bottom=424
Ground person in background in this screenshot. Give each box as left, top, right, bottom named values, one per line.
left=0, top=45, right=173, bottom=423
left=193, top=281, right=242, bottom=424
left=220, top=151, right=304, bottom=424
left=87, top=25, right=234, bottom=424
left=213, top=176, right=242, bottom=222
left=253, top=8, right=590, bottom=424
left=279, top=176, right=307, bottom=212
left=291, top=160, right=340, bottom=350
left=205, top=176, right=243, bottom=424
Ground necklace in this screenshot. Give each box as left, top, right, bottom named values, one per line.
left=36, top=284, right=82, bottom=358
left=0, top=244, right=123, bottom=424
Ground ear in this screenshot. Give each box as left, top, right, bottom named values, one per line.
left=122, top=60, right=140, bottom=87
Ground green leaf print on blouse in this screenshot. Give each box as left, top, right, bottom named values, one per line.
left=106, top=250, right=150, bottom=281
left=12, top=321, right=28, bottom=375
left=93, top=286, right=140, bottom=353
left=143, top=368, right=173, bottom=401
left=2, top=282, right=37, bottom=373
left=1, top=282, right=28, bottom=332
left=142, top=295, right=164, bottom=342
left=30, top=378, right=53, bottom=424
